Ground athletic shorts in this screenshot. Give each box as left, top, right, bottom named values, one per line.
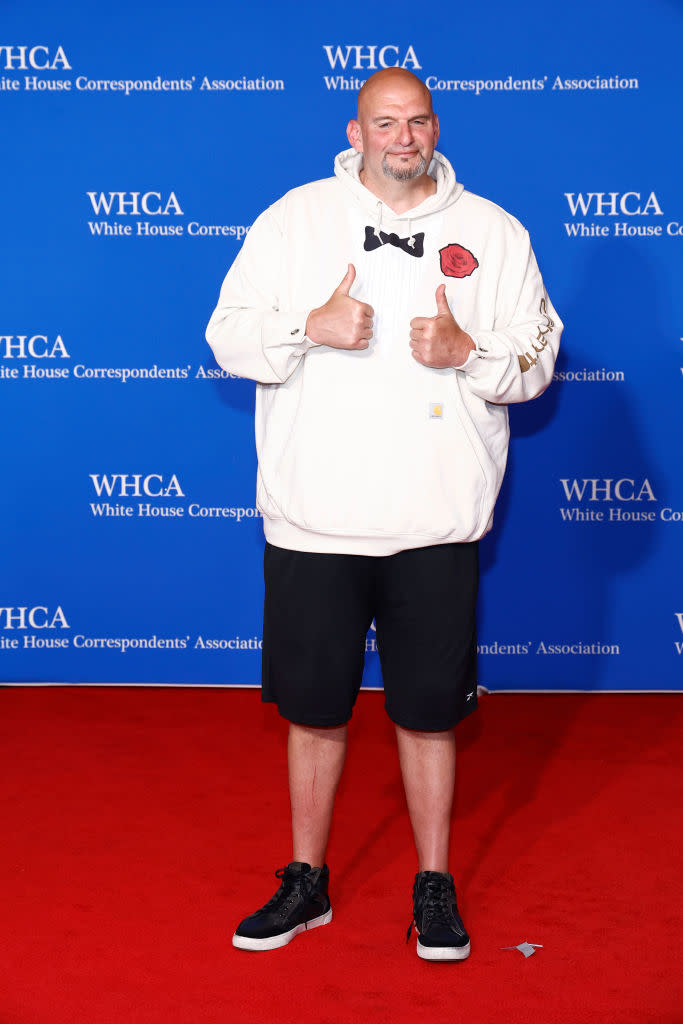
left=261, top=541, right=478, bottom=731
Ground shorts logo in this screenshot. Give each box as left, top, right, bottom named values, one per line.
left=439, top=243, right=479, bottom=279
left=429, top=403, right=443, bottom=418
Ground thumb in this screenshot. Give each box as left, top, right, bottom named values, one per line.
left=435, top=284, right=451, bottom=316
left=335, top=263, right=356, bottom=296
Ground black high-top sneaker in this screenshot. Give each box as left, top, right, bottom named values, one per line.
left=408, top=870, right=471, bottom=961
left=232, top=862, right=332, bottom=951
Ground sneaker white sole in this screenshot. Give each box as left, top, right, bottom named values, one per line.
left=232, top=908, right=333, bottom=951
left=416, top=939, right=471, bottom=962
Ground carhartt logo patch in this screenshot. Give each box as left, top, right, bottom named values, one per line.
left=429, top=403, right=444, bottom=418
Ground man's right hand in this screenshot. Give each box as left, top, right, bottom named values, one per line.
left=305, top=265, right=374, bottom=349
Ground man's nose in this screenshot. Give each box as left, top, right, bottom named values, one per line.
left=397, top=122, right=414, bottom=146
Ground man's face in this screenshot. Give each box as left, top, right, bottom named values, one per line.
left=347, top=78, right=439, bottom=188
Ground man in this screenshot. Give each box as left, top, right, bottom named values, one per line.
left=206, top=68, right=561, bottom=961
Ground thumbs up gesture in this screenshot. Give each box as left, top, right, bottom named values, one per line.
left=409, top=285, right=475, bottom=368
left=305, top=264, right=375, bottom=350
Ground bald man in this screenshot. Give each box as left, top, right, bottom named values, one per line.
left=207, top=69, right=561, bottom=961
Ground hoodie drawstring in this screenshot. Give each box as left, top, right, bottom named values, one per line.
left=374, top=206, right=417, bottom=251
left=407, top=217, right=415, bottom=250
left=373, top=200, right=383, bottom=238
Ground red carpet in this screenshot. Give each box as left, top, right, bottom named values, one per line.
left=1, top=687, right=682, bottom=1024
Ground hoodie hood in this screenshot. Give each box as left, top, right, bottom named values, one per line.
left=333, top=147, right=464, bottom=230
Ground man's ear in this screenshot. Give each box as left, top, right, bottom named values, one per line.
left=347, top=119, right=363, bottom=153
left=433, top=113, right=440, bottom=148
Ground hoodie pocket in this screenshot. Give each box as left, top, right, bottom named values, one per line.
left=258, top=354, right=492, bottom=541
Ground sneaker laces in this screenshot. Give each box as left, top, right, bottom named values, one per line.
left=261, top=866, right=309, bottom=917
left=406, top=875, right=456, bottom=943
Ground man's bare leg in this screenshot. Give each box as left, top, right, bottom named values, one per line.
left=395, top=725, right=455, bottom=872
left=289, top=722, right=348, bottom=867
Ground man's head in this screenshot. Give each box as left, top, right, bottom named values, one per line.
left=346, top=69, right=439, bottom=188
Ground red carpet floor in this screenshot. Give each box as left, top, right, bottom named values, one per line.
left=1, top=687, right=682, bottom=1024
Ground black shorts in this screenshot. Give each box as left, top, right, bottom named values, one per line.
left=261, top=541, right=478, bottom=731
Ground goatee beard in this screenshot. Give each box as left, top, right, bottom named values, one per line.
left=382, top=154, right=427, bottom=182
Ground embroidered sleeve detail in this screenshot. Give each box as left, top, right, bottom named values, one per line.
left=518, top=297, right=555, bottom=373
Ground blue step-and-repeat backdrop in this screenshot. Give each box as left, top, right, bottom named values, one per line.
left=2, top=0, right=682, bottom=690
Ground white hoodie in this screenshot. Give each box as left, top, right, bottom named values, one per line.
left=206, top=149, right=562, bottom=555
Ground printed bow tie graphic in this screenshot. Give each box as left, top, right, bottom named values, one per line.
left=364, top=226, right=424, bottom=258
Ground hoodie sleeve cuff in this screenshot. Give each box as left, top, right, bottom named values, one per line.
left=262, top=311, right=319, bottom=353
left=453, top=337, right=481, bottom=371
left=457, top=331, right=512, bottom=379
left=259, top=310, right=321, bottom=380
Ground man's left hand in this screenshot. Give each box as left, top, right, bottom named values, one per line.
left=409, top=285, right=475, bottom=368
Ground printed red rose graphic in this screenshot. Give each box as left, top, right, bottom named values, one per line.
left=439, top=243, right=479, bottom=279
